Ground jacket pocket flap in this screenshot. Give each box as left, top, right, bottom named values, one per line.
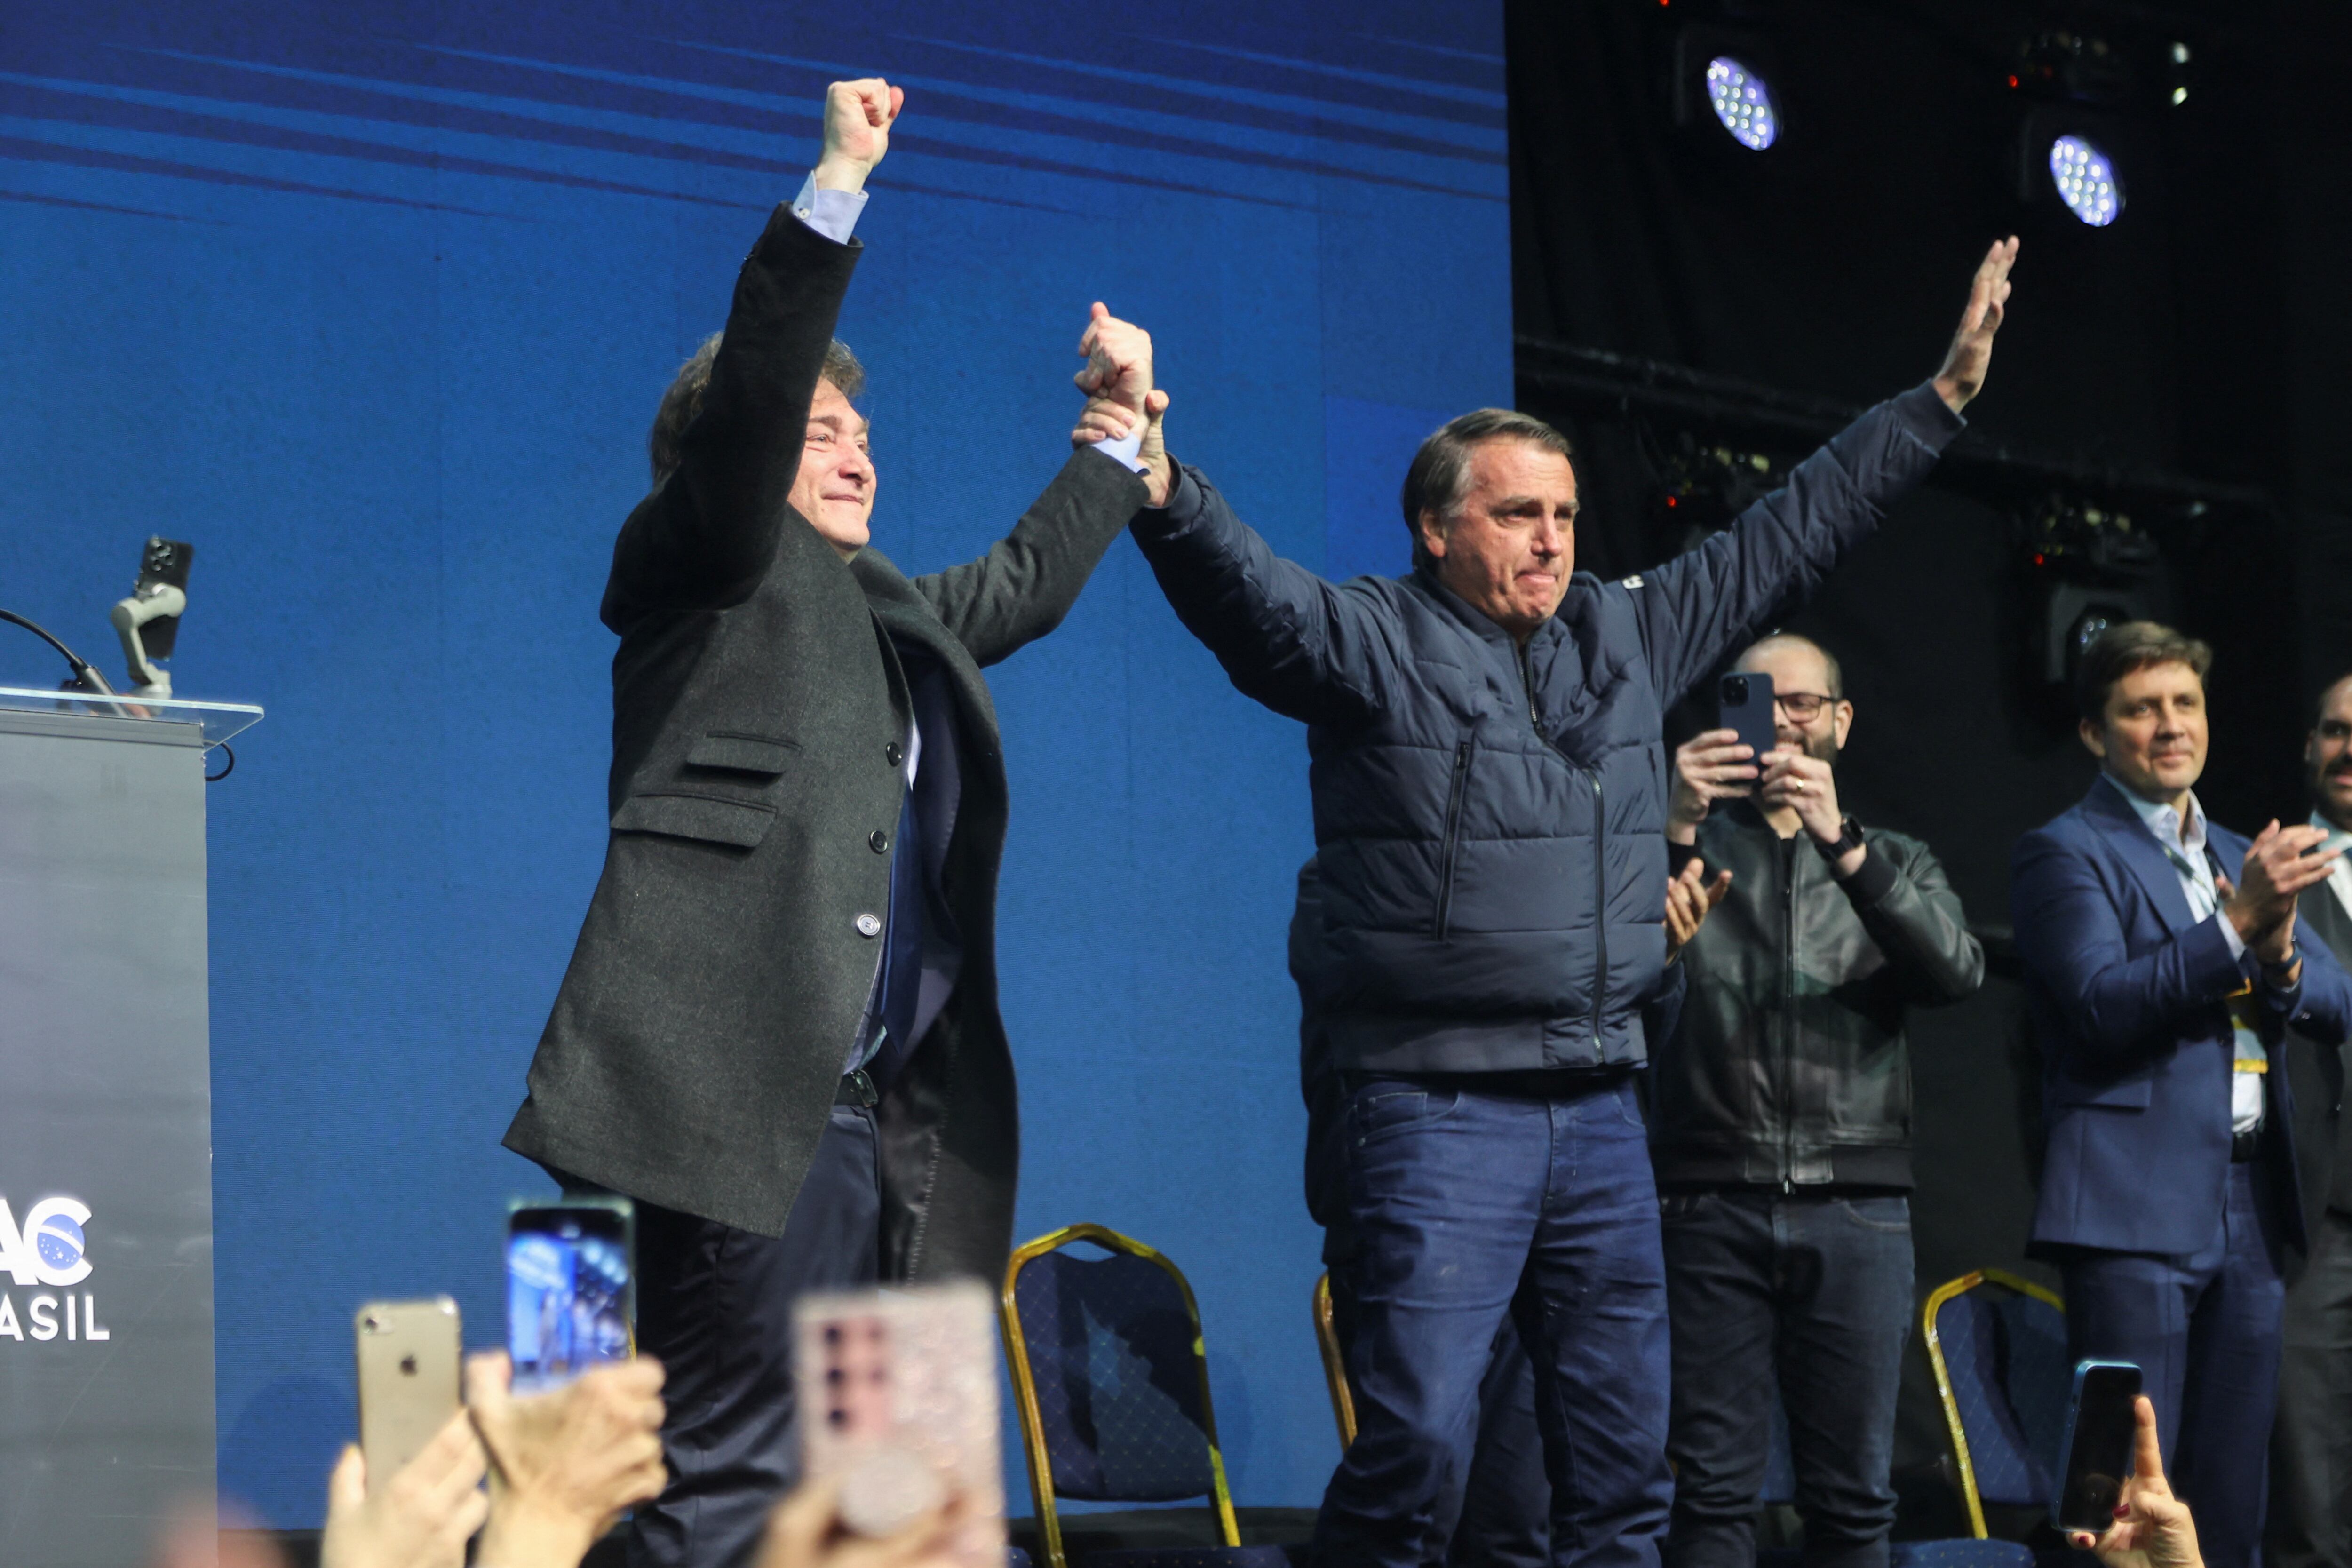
left=2051, top=1074, right=2153, bottom=1110
left=684, top=732, right=801, bottom=774
left=612, top=791, right=777, bottom=848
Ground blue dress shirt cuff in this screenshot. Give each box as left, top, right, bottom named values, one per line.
left=2216, top=912, right=2247, bottom=962
left=791, top=174, right=867, bottom=244
left=1091, top=430, right=1147, bottom=473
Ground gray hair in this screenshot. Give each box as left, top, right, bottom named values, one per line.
left=1399, top=408, right=1576, bottom=572
left=648, top=333, right=866, bottom=484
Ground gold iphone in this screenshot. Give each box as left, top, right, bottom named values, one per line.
left=355, top=1297, right=462, bottom=1486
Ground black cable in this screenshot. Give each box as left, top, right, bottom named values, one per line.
left=0, top=607, right=117, bottom=695
left=205, top=742, right=236, bottom=783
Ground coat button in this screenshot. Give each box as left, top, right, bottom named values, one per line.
left=885, top=742, right=904, bottom=767
left=869, top=829, right=890, bottom=853
left=855, top=913, right=882, bottom=938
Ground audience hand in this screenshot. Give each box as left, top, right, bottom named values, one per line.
left=1933, top=237, right=2018, bottom=413
left=320, top=1412, right=489, bottom=1568
left=467, top=1351, right=668, bottom=1568
left=813, top=80, right=903, bottom=194
left=1668, top=730, right=1758, bottom=844
left=2220, top=820, right=2335, bottom=968
left=755, top=1472, right=969, bottom=1568
left=2070, top=1394, right=2203, bottom=1568
left=1664, top=854, right=1733, bottom=960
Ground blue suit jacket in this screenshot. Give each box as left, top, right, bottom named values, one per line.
left=2012, top=777, right=2352, bottom=1255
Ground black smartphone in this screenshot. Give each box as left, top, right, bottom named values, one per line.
left=1717, top=671, right=1778, bottom=783
left=133, top=537, right=194, bottom=659
left=2052, top=1359, right=2142, bottom=1532
left=506, top=1197, right=635, bottom=1395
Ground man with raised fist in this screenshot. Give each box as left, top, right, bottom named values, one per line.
left=502, top=80, right=1163, bottom=1567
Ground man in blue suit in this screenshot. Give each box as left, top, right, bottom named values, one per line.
left=2013, top=621, right=2352, bottom=1568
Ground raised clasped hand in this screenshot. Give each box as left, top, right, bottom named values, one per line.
left=1070, top=302, right=1174, bottom=504
left=1932, top=236, right=2019, bottom=413
left=812, top=79, right=904, bottom=192
left=1668, top=729, right=1759, bottom=843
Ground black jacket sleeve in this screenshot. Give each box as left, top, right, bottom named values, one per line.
left=1841, top=835, right=1984, bottom=1005
left=1126, top=462, right=1395, bottom=726
left=914, top=450, right=1146, bottom=669
left=601, top=209, right=860, bottom=631
left=1629, top=383, right=1964, bottom=709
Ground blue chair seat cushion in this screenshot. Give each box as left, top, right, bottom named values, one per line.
left=1891, top=1539, right=2039, bottom=1568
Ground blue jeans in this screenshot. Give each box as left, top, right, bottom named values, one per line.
left=1327, top=1271, right=1551, bottom=1566
left=1316, top=1072, right=1673, bottom=1568
left=1659, top=1190, right=1914, bottom=1568
left=2062, top=1161, right=2286, bottom=1568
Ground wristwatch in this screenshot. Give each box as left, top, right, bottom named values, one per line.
left=1813, top=814, right=1866, bottom=863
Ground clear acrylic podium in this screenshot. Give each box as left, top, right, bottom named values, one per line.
left=0, top=686, right=261, bottom=1564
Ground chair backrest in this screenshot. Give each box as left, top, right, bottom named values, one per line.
left=1001, top=1224, right=1241, bottom=1568
left=1923, top=1269, right=2070, bottom=1536
left=1311, top=1272, right=1357, bottom=1449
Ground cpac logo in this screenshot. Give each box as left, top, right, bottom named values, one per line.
left=0, top=1195, right=108, bottom=1345
left=0, top=1197, right=92, bottom=1288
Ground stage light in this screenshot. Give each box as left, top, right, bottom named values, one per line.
left=2048, top=135, right=2122, bottom=226
left=1704, top=57, right=1778, bottom=150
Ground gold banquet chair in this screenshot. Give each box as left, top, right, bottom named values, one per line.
left=1311, top=1271, right=1355, bottom=1449
left=1921, top=1268, right=2071, bottom=1539
left=999, top=1223, right=1287, bottom=1568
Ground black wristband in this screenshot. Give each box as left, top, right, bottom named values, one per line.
left=1813, top=815, right=1865, bottom=862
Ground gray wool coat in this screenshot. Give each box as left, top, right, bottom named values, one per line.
left=504, top=204, right=1144, bottom=1280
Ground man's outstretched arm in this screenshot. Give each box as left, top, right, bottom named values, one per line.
left=1632, top=239, right=2018, bottom=707
left=602, top=80, right=899, bottom=629
left=912, top=304, right=1159, bottom=666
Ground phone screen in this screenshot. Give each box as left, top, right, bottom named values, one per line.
left=506, top=1202, right=634, bottom=1395
left=2054, top=1360, right=2143, bottom=1531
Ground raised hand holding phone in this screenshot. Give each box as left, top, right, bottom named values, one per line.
left=791, top=1281, right=1004, bottom=1568
left=506, top=1198, right=636, bottom=1395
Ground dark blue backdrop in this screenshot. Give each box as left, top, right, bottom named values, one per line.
left=0, top=0, right=1508, bottom=1525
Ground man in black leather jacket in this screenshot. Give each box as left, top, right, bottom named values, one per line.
left=1650, top=632, right=1983, bottom=1568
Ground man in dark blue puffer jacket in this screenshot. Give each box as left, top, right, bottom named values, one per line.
left=1113, top=239, right=2018, bottom=1568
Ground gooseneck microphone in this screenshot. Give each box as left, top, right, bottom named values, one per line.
left=0, top=608, right=118, bottom=696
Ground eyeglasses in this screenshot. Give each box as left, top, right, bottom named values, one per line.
left=1774, top=692, right=1838, bottom=721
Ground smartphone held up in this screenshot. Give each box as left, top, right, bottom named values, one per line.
left=2054, top=1359, right=2144, bottom=1534
left=507, top=1197, right=636, bottom=1396
left=795, top=1281, right=1004, bottom=1565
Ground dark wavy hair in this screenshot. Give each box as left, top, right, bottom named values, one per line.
left=2074, top=620, right=2214, bottom=724
left=647, top=333, right=866, bottom=485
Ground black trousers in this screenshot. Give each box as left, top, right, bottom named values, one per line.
left=1660, top=1190, right=1914, bottom=1568
left=2274, top=1206, right=2352, bottom=1568
left=622, top=1103, right=881, bottom=1568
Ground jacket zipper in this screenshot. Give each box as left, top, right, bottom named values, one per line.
left=1590, top=772, right=1606, bottom=1059
left=1779, top=835, right=1798, bottom=1191
left=1520, top=645, right=1608, bottom=1060
left=1432, top=739, right=1473, bottom=939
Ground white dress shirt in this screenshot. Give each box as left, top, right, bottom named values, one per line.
left=2313, top=811, right=2352, bottom=926
left=2106, top=775, right=2264, bottom=1133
